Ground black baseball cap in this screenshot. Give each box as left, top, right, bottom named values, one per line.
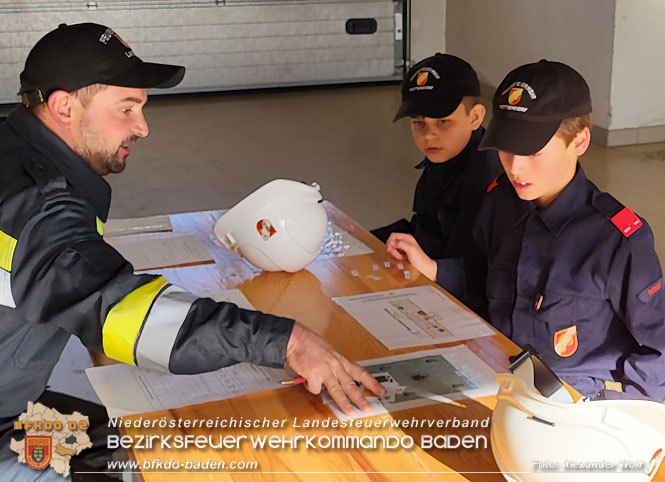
left=393, top=53, right=480, bottom=122
left=19, top=23, right=185, bottom=107
left=479, top=59, right=592, bottom=155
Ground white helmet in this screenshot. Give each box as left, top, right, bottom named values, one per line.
left=491, top=350, right=665, bottom=482
left=214, top=179, right=327, bottom=273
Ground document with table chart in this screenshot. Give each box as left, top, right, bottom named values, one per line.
left=333, top=286, right=494, bottom=349
left=86, top=361, right=290, bottom=419
left=105, top=235, right=214, bottom=271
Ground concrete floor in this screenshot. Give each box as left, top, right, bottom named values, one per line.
left=12, top=83, right=662, bottom=401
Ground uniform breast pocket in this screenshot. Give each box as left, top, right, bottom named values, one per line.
left=533, top=291, right=606, bottom=360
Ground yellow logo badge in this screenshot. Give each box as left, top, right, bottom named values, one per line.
left=508, top=87, right=524, bottom=105
left=416, top=72, right=429, bottom=86
left=554, top=325, right=578, bottom=358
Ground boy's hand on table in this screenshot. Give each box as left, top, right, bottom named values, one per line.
left=386, top=232, right=437, bottom=281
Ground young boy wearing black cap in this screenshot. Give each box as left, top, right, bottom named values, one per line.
left=372, top=53, right=501, bottom=305
left=390, top=60, right=665, bottom=402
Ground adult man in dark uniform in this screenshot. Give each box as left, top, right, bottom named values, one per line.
left=0, top=23, right=384, bottom=481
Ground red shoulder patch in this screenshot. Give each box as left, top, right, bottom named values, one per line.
left=610, top=207, right=643, bottom=238
left=486, top=176, right=500, bottom=193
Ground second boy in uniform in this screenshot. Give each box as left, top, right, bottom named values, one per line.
left=373, top=54, right=501, bottom=308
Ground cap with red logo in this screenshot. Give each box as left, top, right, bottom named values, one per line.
left=393, top=53, right=480, bottom=122
left=479, top=59, right=592, bottom=156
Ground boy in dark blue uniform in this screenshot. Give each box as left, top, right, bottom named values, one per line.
left=372, top=54, right=501, bottom=304
left=389, top=60, right=665, bottom=401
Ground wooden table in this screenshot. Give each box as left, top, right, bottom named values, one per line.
left=112, top=202, right=663, bottom=482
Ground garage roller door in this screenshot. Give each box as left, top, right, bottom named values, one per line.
left=0, top=0, right=407, bottom=103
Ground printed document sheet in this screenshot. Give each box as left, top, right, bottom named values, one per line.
left=333, top=286, right=494, bottom=349
left=106, top=235, right=214, bottom=271
left=323, top=345, right=498, bottom=420
left=86, top=289, right=276, bottom=418
left=87, top=362, right=289, bottom=419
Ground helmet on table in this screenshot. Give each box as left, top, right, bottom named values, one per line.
left=214, top=179, right=327, bottom=273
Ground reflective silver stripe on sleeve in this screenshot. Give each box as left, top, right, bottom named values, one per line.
left=134, top=284, right=197, bottom=371
left=0, top=269, right=15, bottom=308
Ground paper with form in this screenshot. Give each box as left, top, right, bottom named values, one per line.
left=333, top=286, right=494, bottom=349
left=86, top=362, right=290, bottom=418
left=86, top=289, right=278, bottom=418
left=106, top=235, right=214, bottom=271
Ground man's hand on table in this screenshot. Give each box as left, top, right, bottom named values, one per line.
left=285, top=322, right=386, bottom=415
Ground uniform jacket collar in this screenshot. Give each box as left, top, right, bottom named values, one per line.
left=536, top=164, right=590, bottom=236
left=415, top=126, right=485, bottom=170
left=8, top=106, right=112, bottom=221
left=510, top=163, right=589, bottom=235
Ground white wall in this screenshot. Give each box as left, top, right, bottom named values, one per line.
left=410, top=0, right=446, bottom=65
left=610, top=0, right=665, bottom=130
left=445, top=0, right=615, bottom=130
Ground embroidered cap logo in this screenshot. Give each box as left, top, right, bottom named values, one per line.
left=508, top=87, right=523, bottom=105
left=416, top=72, right=429, bottom=86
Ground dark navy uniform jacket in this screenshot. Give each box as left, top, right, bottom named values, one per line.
left=372, top=127, right=501, bottom=306
left=474, top=165, right=665, bottom=401
left=0, top=107, right=294, bottom=439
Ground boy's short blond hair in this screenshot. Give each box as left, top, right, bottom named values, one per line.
left=461, top=96, right=480, bottom=114
left=556, top=115, right=592, bottom=146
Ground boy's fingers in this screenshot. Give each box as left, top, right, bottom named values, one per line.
left=387, top=245, right=404, bottom=260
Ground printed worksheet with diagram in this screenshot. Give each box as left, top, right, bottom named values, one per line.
left=333, top=286, right=495, bottom=349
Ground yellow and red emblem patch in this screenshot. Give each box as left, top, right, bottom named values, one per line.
left=416, top=72, right=429, bottom=86
left=25, top=436, right=52, bottom=470
left=508, top=87, right=524, bottom=105
left=554, top=325, right=578, bottom=357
